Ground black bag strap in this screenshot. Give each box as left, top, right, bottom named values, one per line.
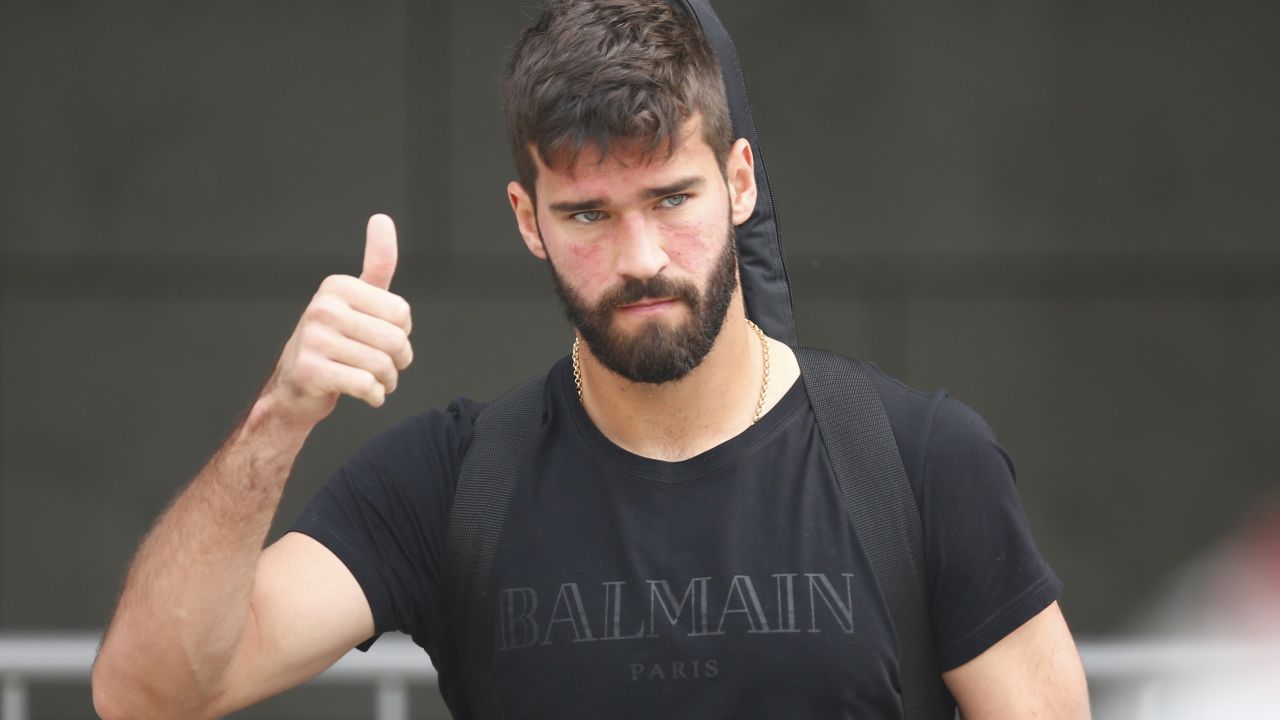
left=669, top=0, right=799, bottom=347
left=443, top=371, right=548, bottom=720
left=796, top=347, right=955, bottom=719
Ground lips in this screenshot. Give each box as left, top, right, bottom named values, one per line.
left=617, top=298, right=679, bottom=314
left=620, top=298, right=674, bottom=309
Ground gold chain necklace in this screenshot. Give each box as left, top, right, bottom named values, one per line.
left=572, top=318, right=771, bottom=424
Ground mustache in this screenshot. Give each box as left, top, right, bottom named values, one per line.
left=598, top=274, right=700, bottom=312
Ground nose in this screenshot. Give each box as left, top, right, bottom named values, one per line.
left=613, top=212, right=669, bottom=281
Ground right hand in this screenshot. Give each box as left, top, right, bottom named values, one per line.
left=264, top=213, right=414, bottom=426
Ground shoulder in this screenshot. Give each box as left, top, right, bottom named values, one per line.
left=358, top=357, right=566, bottom=500
left=339, top=396, right=490, bottom=504
left=358, top=396, right=488, bottom=462
left=857, top=361, right=1006, bottom=506
left=863, top=362, right=1017, bottom=496
left=413, top=396, right=489, bottom=454
left=795, top=348, right=1007, bottom=496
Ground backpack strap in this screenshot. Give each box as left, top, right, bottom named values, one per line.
left=796, top=348, right=955, bottom=719
left=444, top=371, right=548, bottom=720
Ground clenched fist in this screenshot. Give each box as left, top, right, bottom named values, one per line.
left=264, top=214, right=414, bottom=426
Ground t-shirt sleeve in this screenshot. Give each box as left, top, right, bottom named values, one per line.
left=918, top=394, right=1063, bottom=671
left=286, top=398, right=482, bottom=652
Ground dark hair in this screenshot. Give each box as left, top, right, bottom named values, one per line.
left=502, top=0, right=733, bottom=199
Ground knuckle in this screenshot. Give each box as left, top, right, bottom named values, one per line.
left=394, top=297, right=412, bottom=326
left=320, top=273, right=353, bottom=292
left=297, top=323, right=325, bottom=349
left=347, top=376, right=370, bottom=401
left=383, top=328, right=407, bottom=354
left=317, top=274, right=342, bottom=293
left=306, top=297, right=339, bottom=324
left=376, top=353, right=397, bottom=378
left=292, top=352, right=322, bottom=384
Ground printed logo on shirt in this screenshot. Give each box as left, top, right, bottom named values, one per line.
left=495, top=572, right=858, bottom=651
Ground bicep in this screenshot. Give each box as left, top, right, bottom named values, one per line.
left=203, top=531, right=375, bottom=717
left=941, top=601, right=1090, bottom=720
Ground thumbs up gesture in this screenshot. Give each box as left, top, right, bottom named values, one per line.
left=265, top=214, right=415, bottom=426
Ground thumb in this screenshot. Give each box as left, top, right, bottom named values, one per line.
left=361, top=213, right=398, bottom=290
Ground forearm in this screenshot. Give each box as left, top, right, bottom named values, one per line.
left=94, top=394, right=312, bottom=716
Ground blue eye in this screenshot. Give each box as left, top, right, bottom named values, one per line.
left=660, top=194, right=689, bottom=208
left=571, top=210, right=606, bottom=224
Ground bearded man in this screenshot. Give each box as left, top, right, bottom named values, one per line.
left=92, top=1, right=1090, bottom=718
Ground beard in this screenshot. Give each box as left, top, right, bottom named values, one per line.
left=546, top=226, right=739, bottom=385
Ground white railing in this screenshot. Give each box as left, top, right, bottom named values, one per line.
left=2, top=632, right=1278, bottom=720
left=0, top=632, right=434, bottom=720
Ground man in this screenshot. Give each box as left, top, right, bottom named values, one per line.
left=92, top=0, right=1090, bottom=717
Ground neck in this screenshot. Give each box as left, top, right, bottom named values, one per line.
left=575, top=295, right=766, bottom=462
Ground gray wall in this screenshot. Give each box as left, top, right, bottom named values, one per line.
left=2, top=1, right=1277, bottom=717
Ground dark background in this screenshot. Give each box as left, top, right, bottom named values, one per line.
left=2, top=1, right=1277, bottom=717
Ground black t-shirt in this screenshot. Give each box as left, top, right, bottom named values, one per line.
left=289, top=355, right=1061, bottom=719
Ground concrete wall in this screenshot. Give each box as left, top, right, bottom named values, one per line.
left=2, top=1, right=1277, bottom=717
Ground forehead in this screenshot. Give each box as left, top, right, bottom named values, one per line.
left=532, top=118, right=717, bottom=200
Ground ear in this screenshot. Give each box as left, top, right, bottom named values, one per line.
left=725, top=138, right=757, bottom=226
left=508, top=180, right=547, bottom=260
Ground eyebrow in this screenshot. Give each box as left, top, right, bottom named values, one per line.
left=547, top=175, right=705, bottom=213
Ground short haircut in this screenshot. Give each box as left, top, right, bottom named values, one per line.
left=502, top=0, right=734, bottom=199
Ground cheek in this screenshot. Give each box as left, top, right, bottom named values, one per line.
left=563, top=241, right=614, bottom=290
left=663, top=219, right=721, bottom=272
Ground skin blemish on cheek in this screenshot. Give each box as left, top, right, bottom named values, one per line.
left=551, top=236, right=614, bottom=291
left=569, top=242, right=611, bottom=281
left=569, top=242, right=600, bottom=261
left=663, top=220, right=715, bottom=267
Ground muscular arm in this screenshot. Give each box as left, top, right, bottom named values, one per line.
left=92, top=406, right=375, bottom=718
left=942, top=601, right=1091, bottom=719
left=92, top=215, right=412, bottom=719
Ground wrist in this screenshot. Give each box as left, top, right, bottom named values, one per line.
left=241, top=392, right=316, bottom=448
